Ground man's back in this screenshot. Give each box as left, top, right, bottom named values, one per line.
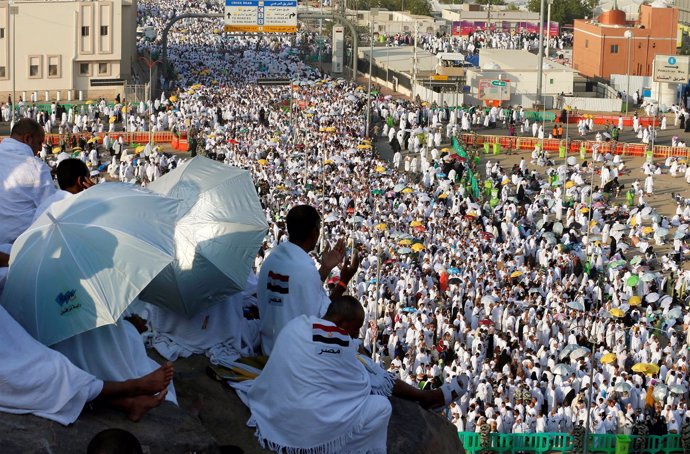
left=257, top=241, right=330, bottom=355
left=0, top=138, right=55, bottom=245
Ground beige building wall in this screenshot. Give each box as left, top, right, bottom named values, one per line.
left=0, top=0, right=137, bottom=102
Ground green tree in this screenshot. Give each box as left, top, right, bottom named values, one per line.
left=527, top=0, right=597, bottom=26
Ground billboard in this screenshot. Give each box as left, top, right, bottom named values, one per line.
left=653, top=55, right=690, bottom=83
left=478, top=79, right=511, bottom=101
left=224, top=0, right=297, bottom=33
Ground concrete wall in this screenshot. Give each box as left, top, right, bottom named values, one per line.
left=0, top=0, right=136, bottom=102
left=564, top=96, right=622, bottom=112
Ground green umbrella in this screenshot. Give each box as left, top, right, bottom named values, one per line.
left=371, top=189, right=384, bottom=195
left=627, top=275, right=640, bottom=287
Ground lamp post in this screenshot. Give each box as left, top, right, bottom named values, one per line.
left=624, top=30, right=633, bottom=115
left=535, top=0, right=546, bottom=106
left=9, top=0, right=18, bottom=130
left=545, top=0, right=553, bottom=60
left=366, top=9, right=379, bottom=138
left=139, top=56, right=162, bottom=146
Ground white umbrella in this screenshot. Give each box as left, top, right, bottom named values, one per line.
left=570, top=346, right=592, bottom=360
left=559, top=344, right=578, bottom=360
left=652, top=384, right=668, bottom=401
left=1, top=184, right=178, bottom=346
left=670, top=385, right=686, bottom=395
left=553, top=364, right=574, bottom=376
left=141, top=157, right=268, bottom=317
left=646, top=292, right=660, bottom=303
left=614, top=382, right=632, bottom=393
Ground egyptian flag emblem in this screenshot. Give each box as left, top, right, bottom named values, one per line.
left=312, top=324, right=350, bottom=347
left=267, top=271, right=289, bottom=294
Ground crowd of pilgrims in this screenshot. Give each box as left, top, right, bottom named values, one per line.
left=4, top=0, right=690, bottom=442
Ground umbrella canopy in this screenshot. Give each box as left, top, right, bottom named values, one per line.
left=398, top=247, right=412, bottom=254
left=559, top=344, right=578, bottom=360
left=570, top=346, right=591, bottom=360
left=632, top=363, right=660, bottom=375
left=628, top=296, right=642, bottom=306
left=410, top=220, right=423, bottom=227
left=627, top=275, right=640, bottom=287
left=399, top=239, right=412, bottom=246
left=510, top=270, right=523, bottom=278
left=609, top=308, right=625, bottom=318
left=411, top=243, right=425, bottom=252
left=1, top=184, right=178, bottom=346
left=375, top=223, right=387, bottom=231
left=614, top=382, right=632, bottom=393
left=600, top=353, right=617, bottom=364
left=141, top=157, right=268, bottom=317
left=567, top=300, right=585, bottom=311
left=553, top=364, right=574, bottom=376
left=670, top=385, right=687, bottom=395
left=646, top=292, right=660, bottom=303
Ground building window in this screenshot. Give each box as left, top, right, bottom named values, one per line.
left=100, top=25, right=108, bottom=36
left=0, top=28, right=4, bottom=39
left=81, top=26, right=90, bottom=36
left=98, top=63, right=109, bottom=75
left=585, top=39, right=589, bottom=48
left=0, top=66, right=5, bottom=78
left=79, top=63, right=90, bottom=76
left=29, top=56, right=41, bottom=78
left=48, top=55, right=60, bottom=78
left=611, top=44, right=619, bottom=54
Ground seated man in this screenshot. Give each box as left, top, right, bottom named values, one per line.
left=33, top=158, right=95, bottom=221
left=0, top=305, right=172, bottom=424
left=247, top=296, right=469, bottom=453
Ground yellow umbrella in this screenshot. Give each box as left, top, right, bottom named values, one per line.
left=361, top=139, right=371, bottom=145
left=375, top=223, right=387, bottom=231
left=402, top=188, right=413, bottom=194
left=258, top=159, right=268, bottom=165
left=121, top=106, right=128, bottom=114
left=644, top=363, right=660, bottom=375
left=642, top=226, right=654, bottom=235
left=52, top=146, right=61, bottom=154
left=375, top=166, right=385, bottom=173
left=510, top=270, right=523, bottom=278
left=324, top=159, right=333, bottom=165
left=87, top=137, right=98, bottom=144
left=357, top=144, right=372, bottom=150
left=600, top=353, right=617, bottom=364
left=169, top=95, right=178, bottom=102
left=580, top=207, right=589, bottom=214
left=356, top=86, right=364, bottom=91
left=85, top=100, right=94, bottom=105
left=411, top=243, right=425, bottom=252
left=191, top=84, right=203, bottom=90
left=441, top=148, right=451, bottom=153
left=134, top=145, right=145, bottom=154
left=325, top=127, right=336, bottom=133
left=632, top=363, right=660, bottom=375
left=589, top=219, right=598, bottom=229
left=399, top=239, right=412, bottom=245
left=109, top=116, right=116, bottom=124
left=410, top=220, right=423, bottom=227
left=565, top=181, right=576, bottom=189
left=628, top=296, right=642, bottom=306
left=609, top=308, right=625, bottom=318
left=631, top=363, right=647, bottom=373
left=631, top=216, right=638, bottom=227
left=438, top=193, right=448, bottom=199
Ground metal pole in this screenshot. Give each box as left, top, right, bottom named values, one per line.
left=625, top=31, right=633, bottom=115
left=412, top=20, right=418, bottom=100
left=536, top=0, right=546, bottom=105
left=366, top=16, right=374, bottom=138
left=10, top=0, right=17, bottom=129
left=149, top=66, right=153, bottom=145
left=545, top=0, right=552, bottom=60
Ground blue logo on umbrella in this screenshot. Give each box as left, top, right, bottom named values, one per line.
left=669, top=57, right=677, bottom=65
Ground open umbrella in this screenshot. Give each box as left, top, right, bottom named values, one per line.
left=600, top=353, right=617, bottom=364
left=140, top=157, right=268, bottom=317
left=510, top=271, right=523, bottom=278
left=398, top=247, right=412, bottom=254
left=410, top=220, right=423, bottom=227
left=399, top=239, right=412, bottom=246
left=652, top=384, right=668, bottom=401
left=1, top=184, right=178, bottom=346
left=609, top=308, right=625, bottom=318
left=614, top=382, right=632, bottom=393
left=375, top=223, right=387, bottom=231
left=570, top=346, right=591, bottom=360
left=646, top=293, right=659, bottom=303
left=628, top=296, right=642, bottom=306
left=411, top=243, right=425, bottom=252
left=553, top=364, right=574, bottom=376
left=627, top=275, right=640, bottom=287
left=567, top=300, right=586, bottom=311
left=559, top=344, right=578, bottom=360
left=670, top=385, right=687, bottom=395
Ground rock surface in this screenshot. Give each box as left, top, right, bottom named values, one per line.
left=0, top=353, right=462, bottom=454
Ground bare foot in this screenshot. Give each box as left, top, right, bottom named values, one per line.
left=128, top=362, right=173, bottom=396
left=125, top=388, right=168, bottom=422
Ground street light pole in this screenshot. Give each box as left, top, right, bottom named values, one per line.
left=9, top=0, right=18, bottom=129
left=624, top=30, right=633, bottom=115
left=536, top=0, right=546, bottom=106
left=139, top=56, right=162, bottom=146
left=366, top=9, right=378, bottom=138
left=545, top=0, right=553, bottom=60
